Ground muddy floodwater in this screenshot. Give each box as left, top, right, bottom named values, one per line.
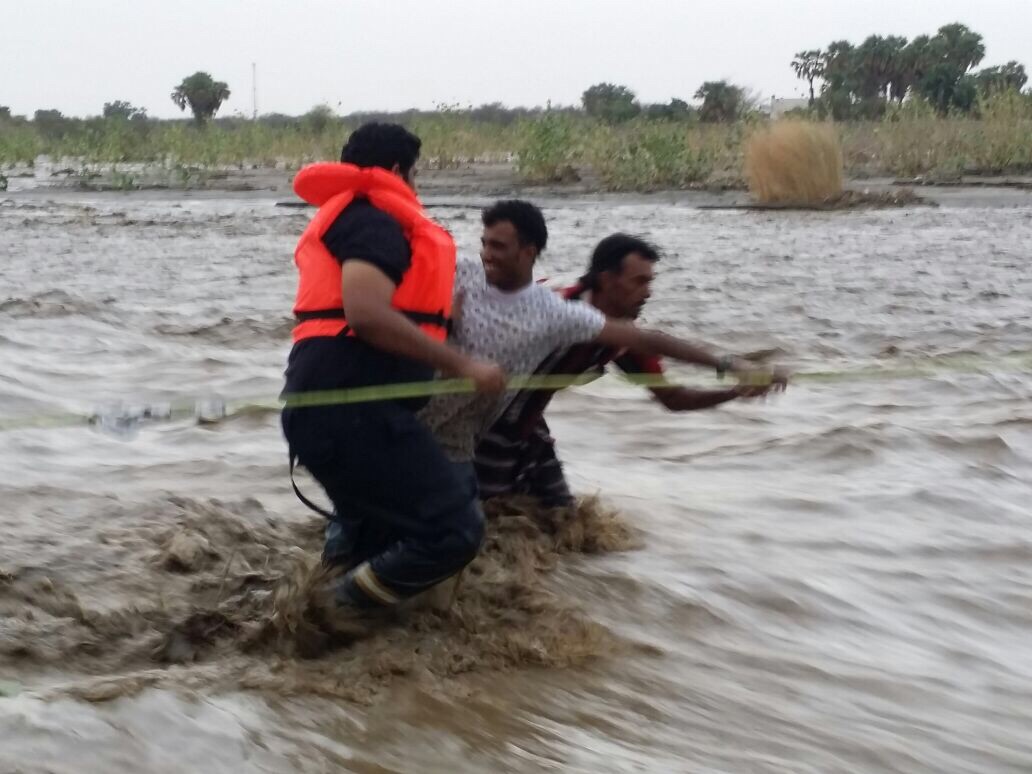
left=1, top=185, right=1031, bottom=773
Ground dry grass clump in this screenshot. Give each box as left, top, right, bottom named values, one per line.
left=745, top=121, right=844, bottom=204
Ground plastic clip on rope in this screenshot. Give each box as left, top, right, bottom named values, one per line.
left=86, top=399, right=228, bottom=440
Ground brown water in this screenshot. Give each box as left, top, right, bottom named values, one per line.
left=1, top=189, right=1031, bottom=773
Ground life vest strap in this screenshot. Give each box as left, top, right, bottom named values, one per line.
left=295, top=308, right=347, bottom=322
left=295, top=307, right=451, bottom=331
left=289, top=452, right=335, bottom=519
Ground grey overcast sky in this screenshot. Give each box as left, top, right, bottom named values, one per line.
left=2, top=0, right=1029, bottom=118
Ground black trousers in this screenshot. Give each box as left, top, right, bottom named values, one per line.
left=283, top=400, right=484, bottom=604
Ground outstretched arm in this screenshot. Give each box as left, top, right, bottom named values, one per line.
left=650, top=385, right=738, bottom=411
left=595, top=320, right=788, bottom=391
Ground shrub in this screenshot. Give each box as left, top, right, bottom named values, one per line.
left=745, top=121, right=843, bottom=203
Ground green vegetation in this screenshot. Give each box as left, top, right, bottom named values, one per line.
left=2, top=98, right=1030, bottom=191
left=581, top=83, right=641, bottom=124
left=791, top=50, right=824, bottom=108
left=514, top=112, right=580, bottom=182
left=171, top=72, right=231, bottom=125
left=103, top=101, right=147, bottom=121
left=579, top=121, right=725, bottom=190
left=792, top=23, right=1028, bottom=119
left=1, top=21, right=1030, bottom=193
left=839, top=91, right=1032, bottom=178
left=695, top=82, right=751, bottom=123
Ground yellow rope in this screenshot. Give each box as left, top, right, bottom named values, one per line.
left=0, top=351, right=1029, bottom=434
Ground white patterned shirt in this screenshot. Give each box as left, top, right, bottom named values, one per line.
left=418, top=259, right=605, bottom=461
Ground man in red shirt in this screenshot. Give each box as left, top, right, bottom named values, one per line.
left=474, top=233, right=777, bottom=507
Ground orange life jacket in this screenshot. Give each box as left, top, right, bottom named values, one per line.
left=291, top=163, right=455, bottom=343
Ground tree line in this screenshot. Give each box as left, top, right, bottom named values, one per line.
left=2, top=71, right=749, bottom=132
left=792, top=23, right=1028, bottom=118
left=3, top=23, right=1029, bottom=136
left=1, top=72, right=234, bottom=132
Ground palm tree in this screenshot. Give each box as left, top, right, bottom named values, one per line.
left=821, top=41, right=855, bottom=88
left=973, top=61, right=1029, bottom=96
left=896, top=35, right=933, bottom=103
left=791, top=50, right=824, bottom=107
left=879, top=36, right=909, bottom=101
left=885, top=36, right=916, bottom=103
left=171, top=72, right=231, bottom=126
left=935, top=23, right=986, bottom=73
left=909, top=25, right=986, bottom=114
left=694, top=81, right=746, bottom=123
left=854, top=36, right=886, bottom=99
left=820, top=41, right=856, bottom=119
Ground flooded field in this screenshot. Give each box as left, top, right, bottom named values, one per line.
left=1, top=185, right=1031, bottom=772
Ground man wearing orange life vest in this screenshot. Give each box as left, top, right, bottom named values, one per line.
left=281, top=123, right=505, bottom=611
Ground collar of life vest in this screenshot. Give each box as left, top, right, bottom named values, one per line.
left=293, top=162, right=418, bottom=208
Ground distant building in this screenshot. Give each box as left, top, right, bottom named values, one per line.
left=769, top=97, right=810, bottom=119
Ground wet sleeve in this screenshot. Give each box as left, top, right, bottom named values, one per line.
left=321, top=203, right=412, bottom=286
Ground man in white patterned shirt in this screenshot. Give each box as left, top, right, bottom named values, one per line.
left=418, top=201, right=785, bottom=481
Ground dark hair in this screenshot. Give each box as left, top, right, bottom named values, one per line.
left=581, top=233, right=660, bottom=289
left=481, top=199, right=548, bottom=252
left=340, top=122, right=421, bottom=175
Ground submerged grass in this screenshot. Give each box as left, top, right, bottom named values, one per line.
left=5, top=495, right=639, bottom=705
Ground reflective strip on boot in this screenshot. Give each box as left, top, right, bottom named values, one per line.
left=351, top=562, right=401, bottom=606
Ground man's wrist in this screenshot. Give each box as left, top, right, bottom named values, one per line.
left=437, top=348, right=471, bottom=378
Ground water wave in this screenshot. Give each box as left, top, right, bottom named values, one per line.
left=2, top=495, right=637, bottom=705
